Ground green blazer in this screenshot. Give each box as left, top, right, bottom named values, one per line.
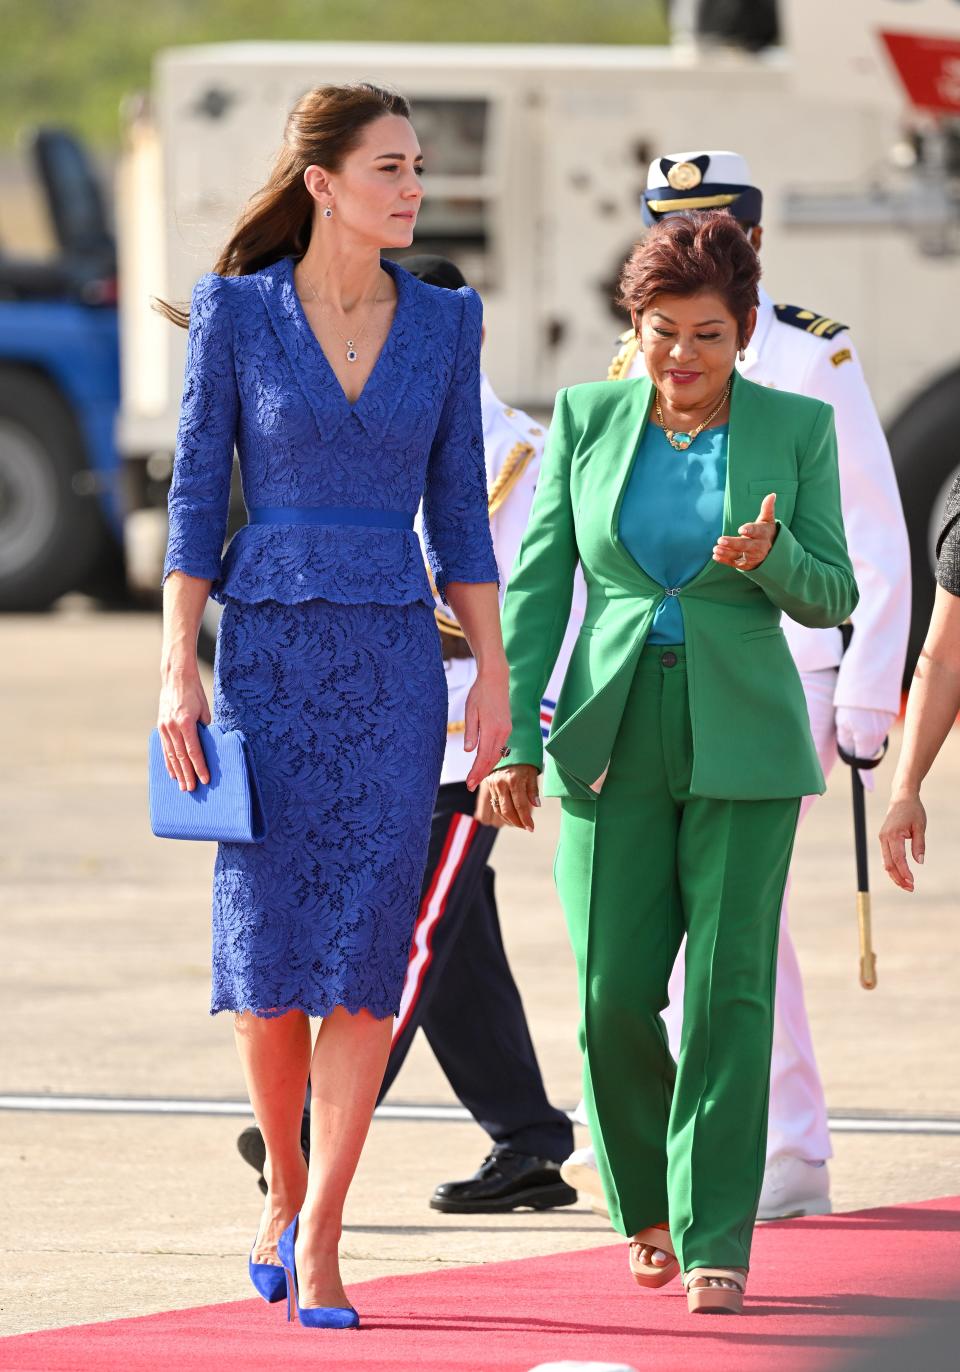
left=500, top=371, right=859, bottom=802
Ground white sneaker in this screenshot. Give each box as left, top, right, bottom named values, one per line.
left=757, top=1156, right=832, bottom=1220
left=559, top=1146, right=609, bottom=1216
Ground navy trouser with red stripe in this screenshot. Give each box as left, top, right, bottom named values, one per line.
left=304, top=782, right=573, bottom=1162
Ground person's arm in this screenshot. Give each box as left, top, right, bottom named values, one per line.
left=162, top=275, right=238, bottom=586
left=487, top=389, right=579, bottom=831
left=880, top=588, right=960, bottom=890
left=807, top=340, right=910, bottom=735
left=447, top=580, right=510, bottom=790
left=159, top=572, right=213, bottom=791
left=422, top=288, right=499, bottom=601
left=811, top=340, right=905, bottom=707
left=158, top=274, right=239, bottom=789
left=422, top=288, right=507, bottom=788
left=740, top=402, right=859, bottom=628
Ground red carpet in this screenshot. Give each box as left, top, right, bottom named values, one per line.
left=3, top=1196, right=959, bottom=1372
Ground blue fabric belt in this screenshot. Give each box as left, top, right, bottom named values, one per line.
left=248, top=505, right=415, bottom=530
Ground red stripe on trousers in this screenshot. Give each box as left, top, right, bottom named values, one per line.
left=391, top=812, right=479, bottom=1045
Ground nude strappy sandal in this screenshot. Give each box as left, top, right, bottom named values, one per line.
left=683, top=1267, right=747, bottom=1315
left=628, top=1224, right=679, bottom=1288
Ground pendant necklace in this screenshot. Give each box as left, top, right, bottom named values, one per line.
left=299, top=267, right=383, bottom=364
left=656, top=378, right=731, bottom=451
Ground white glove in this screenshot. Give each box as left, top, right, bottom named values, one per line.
left=835, top=706, right=895, bottom=791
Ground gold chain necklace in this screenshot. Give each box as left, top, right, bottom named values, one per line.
left=656, top=378, right=731, bottom=452
left=299, top=267, right=383, bottom=364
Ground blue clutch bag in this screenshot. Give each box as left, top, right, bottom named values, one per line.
left=148, top=723, right=268, bottom=842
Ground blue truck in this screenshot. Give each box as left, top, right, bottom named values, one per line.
left=0, top=129, right=122, bottom=610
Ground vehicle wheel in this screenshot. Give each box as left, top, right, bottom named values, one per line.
left=0, top=368, right=103, bottom=610
left=887, top=367, right=960, bottom=685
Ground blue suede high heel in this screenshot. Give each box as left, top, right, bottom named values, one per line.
left=277, top=1216, right=360, bottom=1330
left=248, top=1248, right=287, bottom=1303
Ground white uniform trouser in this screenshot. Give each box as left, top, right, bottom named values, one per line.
left=662, top=667, right=838, bottom=1165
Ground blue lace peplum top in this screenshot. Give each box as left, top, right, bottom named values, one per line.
left=162, top=255, right=498, bottom=607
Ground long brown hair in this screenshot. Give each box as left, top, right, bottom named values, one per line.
left=155, top=82, right=411, bottom=327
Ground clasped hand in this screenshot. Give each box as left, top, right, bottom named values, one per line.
left=713, top=492, right=778, bottom=571
left=158, top=672, right=211, bottom=791
left=483, top=764, right=541, bottom=833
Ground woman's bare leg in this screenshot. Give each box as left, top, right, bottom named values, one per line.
left=295, top=1006, right=393, bottom=1308
left=234, top=1009, right=312, bottom=1263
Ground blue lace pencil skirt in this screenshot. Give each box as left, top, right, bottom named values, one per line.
left=210, top=597, right=447, bottom=1019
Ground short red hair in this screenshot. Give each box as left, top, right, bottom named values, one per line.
left=618, top=211, right=760, bottom=346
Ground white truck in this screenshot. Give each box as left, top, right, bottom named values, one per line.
left=117, top=0, right=960, bottom=668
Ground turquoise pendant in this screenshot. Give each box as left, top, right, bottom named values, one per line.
left=671, top=432, right=692, bottom=450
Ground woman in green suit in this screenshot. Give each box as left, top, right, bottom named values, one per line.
left=487, top=212, right=857, bottom=1315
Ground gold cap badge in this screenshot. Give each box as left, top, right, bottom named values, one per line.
left=666, top=161, right=703, bottom=191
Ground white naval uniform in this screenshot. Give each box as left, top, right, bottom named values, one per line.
left=421, top=373, right=586, bottom=787
left=614, top=286, right=911, bottom=1163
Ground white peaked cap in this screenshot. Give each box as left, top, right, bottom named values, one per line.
left=646, top=150, right=755, bottom=190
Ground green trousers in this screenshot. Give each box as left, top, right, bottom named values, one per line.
left=555, top=644, right=800, bottom=1272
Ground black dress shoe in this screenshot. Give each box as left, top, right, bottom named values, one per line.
left=236, top=1123, right=311, bottom=1196
left=430, top=1148, right=579, bottom=1213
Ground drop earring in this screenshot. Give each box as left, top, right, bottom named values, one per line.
left=738, top=347, right=746, bottom=361
left=323, top=205, right=333, bottom=219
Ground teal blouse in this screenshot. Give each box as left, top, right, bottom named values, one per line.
left=618, top=422, right=729, bottom=644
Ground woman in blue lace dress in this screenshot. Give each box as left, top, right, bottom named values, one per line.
left=156, top=84, right=507, bottom=1327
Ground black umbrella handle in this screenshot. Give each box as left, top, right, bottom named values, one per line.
left=836, top=737, right=889, bottom=771
left=833, top=740, right=883, bottom=987
left=836, top=738, right=889, bottom=889
left=836, top=620, right=879, bottom=989
left=845, top=762, right=870, bottom=893
left=841, top=767, right=879, bottom=988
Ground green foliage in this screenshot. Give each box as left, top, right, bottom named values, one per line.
left=0, top=0, right=668, bottom=150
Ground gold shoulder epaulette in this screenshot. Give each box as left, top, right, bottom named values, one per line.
left=774, top=304, right=848, bottom=340
left=608, top=330, right=641, bottom=381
